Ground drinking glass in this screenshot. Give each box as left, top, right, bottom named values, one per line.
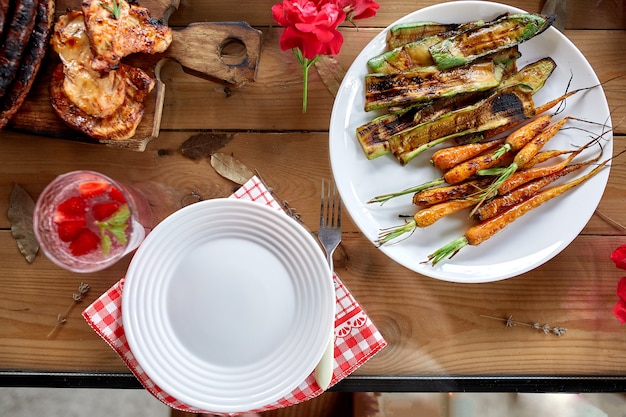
left=33, top=170, right=152, bottom=273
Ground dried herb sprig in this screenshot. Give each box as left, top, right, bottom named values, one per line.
left=481, top=314, right=567, bottom=336
left=255, top=171, right=304, bottom=225
left=595, top=209, right=626, bottom=231
left=47, top=282, right=90, bottom=338
left=100, top=0, right=121, bottom=19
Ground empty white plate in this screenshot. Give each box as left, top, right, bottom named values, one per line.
left=123, top=199, right=335, bottom=412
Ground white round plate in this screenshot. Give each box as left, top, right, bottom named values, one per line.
left=123, top=199, right=335, bottom=412
left=329, top=1, right=612, bottom=283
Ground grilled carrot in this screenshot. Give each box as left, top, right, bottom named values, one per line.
left=413, top=177, right=493, bottom=207
left=472, top=160, right=594, bottom=222
left=513, top=117, right=570, bottom=167
left=490, top=114, right=553, bottom=159
left=533, top=84, right=600, bottom=115
left=471, top=116, right=570, bottom=213
left=496, top=139, right=598, bottom=195
left=431, top=138, right=504, bottom=171
left=522, top=148, right=576, bottom=168
left=480, top=83, right=600, bottom=142
left=443, top=150, right=514, bottom=185
left=425, top=158, right=610, bottom=265
left=368, top=177, right=446, bottom=204
left=376, top=199, right=477, bottom=245
left=369, top=144, right=513, bottom=204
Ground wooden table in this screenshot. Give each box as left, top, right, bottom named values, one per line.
left=1, top=0, right=626, bottom=392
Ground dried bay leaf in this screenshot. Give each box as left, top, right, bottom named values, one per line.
left=180, top=133, right=234, bottom=160
left=8, top=184, right=39, bottom=263
left=210, top=153, right=255, bottom=185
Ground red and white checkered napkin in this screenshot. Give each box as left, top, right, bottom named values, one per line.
left=82, top=176, right=387, bottom=415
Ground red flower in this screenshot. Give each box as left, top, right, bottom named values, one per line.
left=338, top=0, right=380, bottom=20
left=611, top=245, right=626, bottom=324
left=611, top=244, right=626, bottom=270
left=272, top=0, right=345, bottom=60
left=613, top=277, right=626, bottom=324
left=271, top=0, right=378, bottom=112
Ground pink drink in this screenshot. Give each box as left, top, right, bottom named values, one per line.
left=34, top=170, right=152, bottom=273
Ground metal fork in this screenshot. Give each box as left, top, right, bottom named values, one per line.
left=315, top=179, right=341, bottom=390
left=318, top=179, right=342, bottom=271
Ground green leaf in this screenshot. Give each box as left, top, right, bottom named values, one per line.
left=101, top=233, right=112, bottom=256
left=107, top=204, right=130, bottom=227
left=96, top=204, right=130, bottom=253
left=100, top=0, right=121, bottom=19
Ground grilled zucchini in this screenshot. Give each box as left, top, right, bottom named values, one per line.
left=387, top=86, right=536, bottom=165
left=387, top=21, right=459, bottom=49
left=364, top=61, right=504, bottom=111
left=429, top=13, right=554, bottom=69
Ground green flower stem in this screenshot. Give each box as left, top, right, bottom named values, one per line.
left=294, top=48, right=318, bottom=113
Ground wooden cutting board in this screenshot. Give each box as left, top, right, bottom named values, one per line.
left=6, top=0, right=263, bottom=151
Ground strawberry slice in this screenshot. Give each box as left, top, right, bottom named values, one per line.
left=54, top=197, right=86, bottom=223
left=93, top=202, right=120, bottom=221
left=79, top=181, right=110, bottom=198
left=109, top=186, right=127, bottom=203
left=69, top=229, right=100, bottom=256
left=57, top=220, right=86, bottom=242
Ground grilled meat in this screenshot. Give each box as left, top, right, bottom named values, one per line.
left=0, top=0, right=38, bottom=98
left=0, top=0, right=55, bottom=129
left=82, top=0, right=172, bottom=74
left=0, top=0, right=10, bottom=38
left=49, top=62, right=155, bottom=140
left=51, top=10, right=125, bottom=117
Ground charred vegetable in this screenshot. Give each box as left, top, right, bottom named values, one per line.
left=429, top=13, right=554, bottom=69
left=387, top=21, right=460, bottom=49
left=364, top=61, right=504, bottom=111
left=369, top=36, right=441, bottom=73
left=425, top=159, right=609, bottom=266
left=357, top=92, right=485, bottom=159
left=387, top=86, right=535, bottom=165
left=356, top=57, right=555, bottom=160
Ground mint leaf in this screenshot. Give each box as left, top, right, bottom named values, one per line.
left=96, top=204, right=130, bottom=254
left=101, top=232, right=112, bottom=255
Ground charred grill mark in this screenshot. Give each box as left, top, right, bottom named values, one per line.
left=49, top=63, right=155, bottom=140
left=413, top=178, right=493, bottom=207
left=0, top=0, right=54, bottom=128
left=0, top=0, right=10, bottom=39
left=456, top=21, right=527, bottom=56
left=490, top=91, right=527, bottom=117
left=0, top=0, right=37, bottom=98
left=365, top=62, right=499, bottom=111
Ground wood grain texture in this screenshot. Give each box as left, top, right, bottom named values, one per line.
left=0, top=0, right=624, bottom=388
left=167, top=0, right=626, bottom=30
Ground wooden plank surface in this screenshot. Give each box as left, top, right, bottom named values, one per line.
left=0, top=0, right=625, bottom=386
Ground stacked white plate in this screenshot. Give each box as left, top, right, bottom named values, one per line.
left=123, top=199, right=335, bottom=412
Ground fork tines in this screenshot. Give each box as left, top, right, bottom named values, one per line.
left=321, top=179, right=342, bottom=229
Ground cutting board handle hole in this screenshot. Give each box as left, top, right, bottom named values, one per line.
left=219, top=38, right=247, bottom=66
